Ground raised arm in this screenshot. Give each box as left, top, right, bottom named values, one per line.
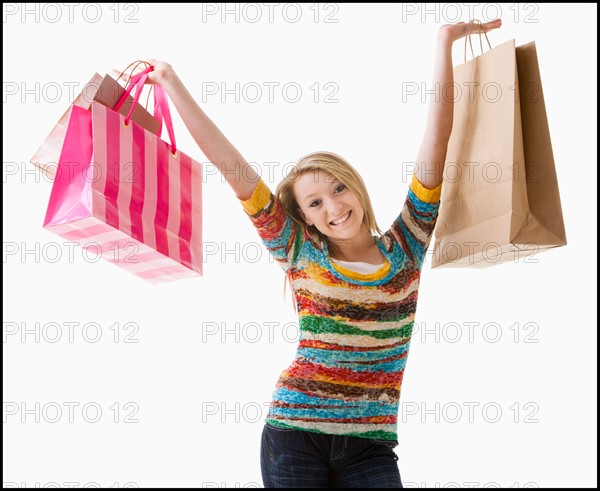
left=143, top=59, right=259, bottom=201
left=415, top=19, right=502, bottom=190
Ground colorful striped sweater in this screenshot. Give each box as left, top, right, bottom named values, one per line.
left=238, top=174, right=442, bottom=441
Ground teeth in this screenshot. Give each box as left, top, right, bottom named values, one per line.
left=331, top=211, right=350, bottom=225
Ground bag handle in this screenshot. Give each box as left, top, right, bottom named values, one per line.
left=116, top=60, right=154, bottom=111
left=464, top=19, right=493, bottom=63
left=114, top=65, right=177, bottom=156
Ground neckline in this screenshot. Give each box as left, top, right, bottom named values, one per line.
left=331, top=258, right=386, bottom=267
left=324, top=236, right=392, bottom=283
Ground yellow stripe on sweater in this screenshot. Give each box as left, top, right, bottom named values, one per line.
left=410, top=174, right=443, bottom=203
left=238, top=179, right=272, bottom=215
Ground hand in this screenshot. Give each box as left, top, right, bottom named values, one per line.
left=438, top=19, right=502, bottom=44
left=144, top=59, right=174, bottom=85
left=110, top=59, right=174, bottom=86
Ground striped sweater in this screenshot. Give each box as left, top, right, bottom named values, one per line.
left=238, top=174, right=442, bottom=441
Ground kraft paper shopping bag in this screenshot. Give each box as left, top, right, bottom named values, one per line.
left=431, top=38, right=567, bottom=268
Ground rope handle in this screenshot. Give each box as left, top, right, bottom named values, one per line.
left=115, top=60, right=154, bottom=111
left=463, top=19, right=493, bottom=63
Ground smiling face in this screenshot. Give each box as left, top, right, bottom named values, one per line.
left=294, top=169, right=365, bottom=241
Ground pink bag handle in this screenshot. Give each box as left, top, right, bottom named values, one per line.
left=114, top=66, right=177, bottom=155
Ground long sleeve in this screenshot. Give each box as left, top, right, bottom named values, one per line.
left=237, top=178, right=305, bottom=272
left=384, top=174, right=443, bottom=270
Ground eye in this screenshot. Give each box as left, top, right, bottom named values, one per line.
left=335, top=184, right=346, bottom=193
left=309, top=199, right=321, bottom=208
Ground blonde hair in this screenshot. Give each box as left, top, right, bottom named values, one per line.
left=275, top=151, right=383, bottom=312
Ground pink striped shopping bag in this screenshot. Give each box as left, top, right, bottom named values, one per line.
left=30, top=71, right=161, bottom=180
left=43, top=66, right=203, bottom=283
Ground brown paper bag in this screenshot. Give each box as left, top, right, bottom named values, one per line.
left=30, top=73, right=160, bottom=180
left=93, top=73, right=161, bottom=135
left=431, top=39, right=567, bottom=268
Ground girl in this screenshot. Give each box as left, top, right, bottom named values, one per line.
left=140, top=18, right=502, bottom=488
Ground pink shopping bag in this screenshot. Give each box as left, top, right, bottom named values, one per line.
left=30, top=73, right=103, bottom=180
left=42, top=66, right=203, bottom=283
left=30, top=71, right=160, bottom=180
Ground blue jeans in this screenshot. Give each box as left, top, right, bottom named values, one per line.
left=260, top=422, right=403, bottom=488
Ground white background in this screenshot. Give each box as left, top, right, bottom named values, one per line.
left=3, top=2, right=597, bottom=488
